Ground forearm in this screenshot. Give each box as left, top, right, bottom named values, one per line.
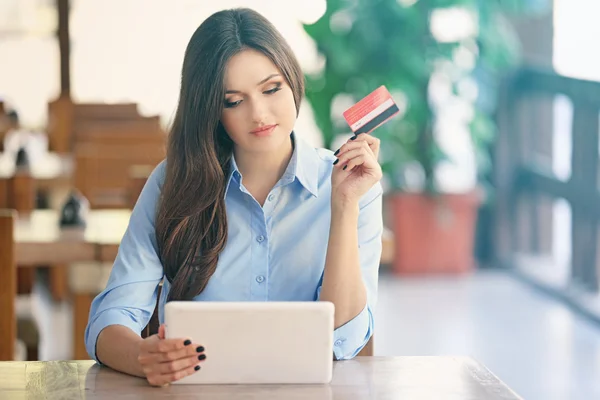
left=96, top=325, right=146, bottom=378
left=320, top=199, right=367, bottom=328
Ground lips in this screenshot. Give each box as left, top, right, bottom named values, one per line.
left=250, top=124, right=277, bottom=137
left=250, top=124, right=277, bottom=134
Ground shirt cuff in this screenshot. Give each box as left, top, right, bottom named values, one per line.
left=332, top=302, right=373, bottom=360
left=85, top=310, right=142, bottom=363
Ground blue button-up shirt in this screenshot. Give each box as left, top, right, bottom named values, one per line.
left=85, top=132, right=383, bottom=361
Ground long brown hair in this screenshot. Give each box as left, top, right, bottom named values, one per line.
left=156, top=8, right=305, bottom=301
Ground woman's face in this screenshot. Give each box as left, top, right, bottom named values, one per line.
left=220, top=49, right=297, bottom=154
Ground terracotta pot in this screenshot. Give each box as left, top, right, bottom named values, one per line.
left=388, top=190, right=482, bottom=275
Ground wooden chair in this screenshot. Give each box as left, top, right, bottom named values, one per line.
left=0, top=210, right=45, bottom=361
left=127, top=165, right=154, bottom=209
left=72, top=103, right=140, bottom=122
left=0, top=102, right=9, bottom=152
left=47, top=100, right=160, bottom=153
left=358, top=336, right=373, bottom=356
left=141, top=283, right=162, bottom=340
left=0, top=172, right=35, bottom=215
left=0, top=210, right=16, bottom=360
left=74, top=139, right=164, bottom=209
left=1, top=171, right=67, bottom=301
left=0, top=175, right=36, bottom=295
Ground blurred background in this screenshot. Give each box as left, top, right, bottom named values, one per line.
left=1, top=0, right=599, bottom=398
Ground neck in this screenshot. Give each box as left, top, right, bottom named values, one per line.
left=234, top=136, right=294, bottom=188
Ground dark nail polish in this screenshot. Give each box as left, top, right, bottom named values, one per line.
left=334, top=149, right=340, bottom=156
left=184, top=340, right=191, bottom=346
left=350, top=135, right=357, bottom=140
left=343, top=165, right=348, bottom=170
left=198, top=354, right=206, bottom=360
left=333, top=159, right=339, bottom=165
left=194, top=365, right=201, bottom=371
left=196, top=346, right=204, bottom=353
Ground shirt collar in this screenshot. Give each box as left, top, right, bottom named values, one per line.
left=292, top=131, right=320, bottom=197
left=225, top=131, right=320, bottom=198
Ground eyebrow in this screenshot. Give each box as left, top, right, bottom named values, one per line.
left=225, top=74, right=281, bottom=94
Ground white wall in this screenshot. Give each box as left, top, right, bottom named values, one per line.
left=0, top=0, right=327, bottom=146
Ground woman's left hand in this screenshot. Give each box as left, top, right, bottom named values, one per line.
left=331, top=134, right=383, bottom=206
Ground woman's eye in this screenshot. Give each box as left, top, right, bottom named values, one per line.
left=264, top=84, right=282, bottom=95
left=224, top=84, right=281, bottom=107
left=224, top=100, right=242, bottom=108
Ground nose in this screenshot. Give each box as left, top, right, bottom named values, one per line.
left=250, top=99, right=268, bottom=124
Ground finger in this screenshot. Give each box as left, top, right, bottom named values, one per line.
left=150, top=337, right=194, bottom=354
left=139, top=342, right=204, bottom=364
left=156, top=344, right=205, bottom=363
left=334, top=147, right=371, bottom=168
left=158, top=324, right=165, bottom=340
left=334, top=140, right=370, bottom=159
left=343, top=155, right=383, bottom=181
left=341, top=153, right=368, bottom=172
left=138, top=333, right=161, bottom=357
left=343, top=152, right=382, bottom=175
left=335, top=138, right=376, bottom=162
left=351, top=133, right=380, bottom=159
left=155, top=352, right=205, bottom=375
left=149, top=362, right=202, bottom=386
left=147, top=361, right=201, bottom=387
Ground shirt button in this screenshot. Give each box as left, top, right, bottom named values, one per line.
left=267, top=193, right=276, bottom=202
left=334, top=339, right=343, bottom=347
left=257, top=235, right=265, bottom=243
left=256, top=275, right=265, bottom=283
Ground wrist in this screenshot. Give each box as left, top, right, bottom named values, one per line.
left=331, top=197, right=359, bottom=216
left=134, top=338, right=147, bottom=378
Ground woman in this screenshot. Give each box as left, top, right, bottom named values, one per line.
left=85, top=7, right=383, bottom=386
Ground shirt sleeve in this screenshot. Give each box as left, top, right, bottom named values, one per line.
left=316, top=182, right=383, bottom=360
left=84, top=161, right=167, bottom=362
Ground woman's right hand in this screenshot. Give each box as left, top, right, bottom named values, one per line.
left=137, top=324, right=207, bottom=386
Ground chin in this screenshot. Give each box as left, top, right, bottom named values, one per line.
left=247, top=127, right=291, bottom=151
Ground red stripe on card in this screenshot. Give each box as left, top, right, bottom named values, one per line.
left=343, top=86, right=393, bottom=126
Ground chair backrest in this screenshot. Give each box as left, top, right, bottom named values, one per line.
left=0, top=179, right=7, bottom=209
left=0, top=172, right=35, bottom=214
left=0, top=101, right=9, bottom=152
left=127, top=165, right=153, bottom=209
left=0, top=209, right=16, bottom=360
left=47, top=99, right=162, bottom=153
left=141, top=282, right=162, bottom=339
left=74, top=141, right=164, bottom=209
left=357, top=336, right=373, bottom=356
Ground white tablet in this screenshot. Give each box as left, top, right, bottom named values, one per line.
left=164, top=301, right=335, bottom=384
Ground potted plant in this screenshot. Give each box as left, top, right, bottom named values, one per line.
left=303, top=0, right=550, bottom=274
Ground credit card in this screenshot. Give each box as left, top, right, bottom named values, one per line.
left=342, top=85, right=400, bottom=135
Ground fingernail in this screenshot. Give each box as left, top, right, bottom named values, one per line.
left=343, top=165, right=348, bottom=170
left=334, top=149, right=340, bottom=156
left=350, top=135, right=357, bottom=140
left=196, top=346, right=204, bottom=353
left=194, top=365, right=201, bottom=371
left=198, top=354, right=206, bottom=360
left=184, top=340, right=191, bottom=346
left=333, top=159, right=339, bottom=165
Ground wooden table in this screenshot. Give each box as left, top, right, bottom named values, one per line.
left=12, top=209, right=130, bottom=359
left=0, top=152, right=73, bottom=190
left=15, top=209, right=129, bottom=265
left=0, top=357, right=522, bottom=399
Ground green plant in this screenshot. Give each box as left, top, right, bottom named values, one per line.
left=303, top=0, right=550, bottom=194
